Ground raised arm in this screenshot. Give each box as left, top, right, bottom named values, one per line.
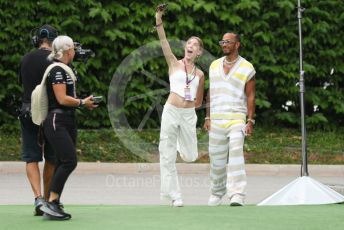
left=155, top=6, right=178, bottom=69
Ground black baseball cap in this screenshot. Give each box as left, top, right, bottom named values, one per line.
left=38, top=24, right=58, bottom=41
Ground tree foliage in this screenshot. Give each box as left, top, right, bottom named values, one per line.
left=0, top=0, right=343, bottom=130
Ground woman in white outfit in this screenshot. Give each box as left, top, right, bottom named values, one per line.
left=155, top=5, right=205, bottom=207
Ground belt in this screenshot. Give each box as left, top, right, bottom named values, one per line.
left=49, top=108, right=75, bottom=115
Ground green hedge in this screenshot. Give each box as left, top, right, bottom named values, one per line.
left=1, top=0, right=343, bottom=130
left=1, top=127, right=343, bottom=164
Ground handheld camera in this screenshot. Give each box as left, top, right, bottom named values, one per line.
left=157, top=3, right=168, bottom=11
left=74, top=42, right=95, bottom=62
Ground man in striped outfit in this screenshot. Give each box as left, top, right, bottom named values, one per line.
left=204, top=32, right=256, bottom=206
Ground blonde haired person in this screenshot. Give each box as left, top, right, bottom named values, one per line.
left=156, top=5, right=205, bottom=207
left=40, top=35, right=97, bottom=220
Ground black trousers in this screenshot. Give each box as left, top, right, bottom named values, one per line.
left=43, top=112, right=78, bottom=197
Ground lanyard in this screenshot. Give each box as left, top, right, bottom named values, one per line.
left=183, top=59, right=196, bottom=86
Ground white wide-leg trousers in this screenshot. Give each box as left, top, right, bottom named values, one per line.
left=159, top=103, right=198, bottom=201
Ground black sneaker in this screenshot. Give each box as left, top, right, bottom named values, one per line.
left=43, top=212, right=72, bottom=221
left=58, top=201, right=64, bottom=210
left=34, top=196, right=45, bottom=216
left=40, top=200, right=71, bottom=220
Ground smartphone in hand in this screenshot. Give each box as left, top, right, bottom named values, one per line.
left=92, top=96, right=103, bottom=104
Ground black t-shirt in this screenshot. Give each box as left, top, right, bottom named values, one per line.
left=19, top=49, right=52, bottom=103
left=46, top=64, right=76, bottom=112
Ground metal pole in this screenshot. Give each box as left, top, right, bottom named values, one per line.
left=297, top=0, right=308, bottom=176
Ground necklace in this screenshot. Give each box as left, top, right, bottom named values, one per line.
left=224, top=56, right=239, bottom=65
left=183, top=59, right=196, bottom=86
left=221, top=56, right=240, bottom=78
left=183, top=58, right=195, bottom=67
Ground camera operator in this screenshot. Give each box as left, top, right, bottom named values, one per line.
left=18, top=24, right=58, bottom=216
left=39, top=35, right=97, bottom=220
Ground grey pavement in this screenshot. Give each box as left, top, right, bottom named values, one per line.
left=0, top=162, right=343, bottom=205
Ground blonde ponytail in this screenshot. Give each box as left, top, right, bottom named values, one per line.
left=47, top=35, right=74, bottom=61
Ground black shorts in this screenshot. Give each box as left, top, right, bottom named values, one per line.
left=20, top=115, right=55, bottom=163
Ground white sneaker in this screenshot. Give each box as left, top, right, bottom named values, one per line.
left=229, top=195, right=244, bottom=206
left=208, top=195, right=222, bottom=206
left=172, top=199, right=183, bottom=207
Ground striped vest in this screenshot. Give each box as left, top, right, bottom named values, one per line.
left=209, top=56, right=256, bottom=120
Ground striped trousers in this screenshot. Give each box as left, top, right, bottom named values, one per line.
left=209, top=119, right=247, bottom=200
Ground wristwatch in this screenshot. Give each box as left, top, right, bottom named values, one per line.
left=79, top=99, right=85, bottom=107
left=247, top=118, right=255, bottom=125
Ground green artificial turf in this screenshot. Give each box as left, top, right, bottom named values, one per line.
left=0, top=204, right=343, bottom=230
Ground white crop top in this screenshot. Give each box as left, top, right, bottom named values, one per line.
left=169, top=70, right=200, bottom=101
